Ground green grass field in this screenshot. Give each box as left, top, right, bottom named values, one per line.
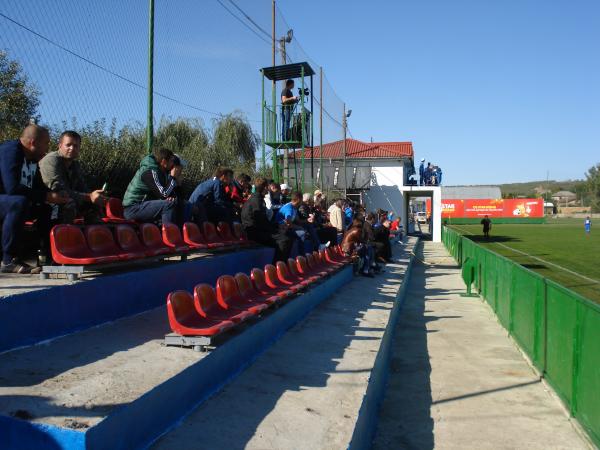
left=449, top=218, right=600, bottom=303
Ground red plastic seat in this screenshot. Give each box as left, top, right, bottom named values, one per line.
left=314, top=250, right=341, bottom=272
left=114, top=225, right=148, bottom=259
left=162, top=223, right=190, bottom=253
left=216, top=222, right=239, bottom=245
left=203, top=222, right=228, bottom=247
left=288, top=258, right=320, bottom=284
left=296, top=255, right=325, bottom=278
left=276, top=261, right=310, bottom=289
left=167, top=290, right=234, bottom=336
left=85, top=225, right=135, bottom=261
left=216, top=275, right=268, bottom=315
left=320, top=248, right=344, bottom=269
left=306, top=254, right=331, bottom=276
left=181, top=222, right=210, bottom=249
left=264, top=264, right=298, bottom=295
left=234, top=272, right=279, bottom=306
left=194, top=284, right=253, bottom=323
left=232, top=222, right=252, bottom=244
left=50, top=224, right=117, bottom=265
left=139, top=223, right=174, bottom=256
left=250, top=268, right=290, bottom=299
left=102, top=198, right=134, bottom=224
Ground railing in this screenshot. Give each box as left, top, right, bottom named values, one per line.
left=264, top=104, right=312, bottom=147
left=442, top=226, right=600, bottom=447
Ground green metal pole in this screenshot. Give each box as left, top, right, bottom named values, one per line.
left=300, top=66, right=305, bottom=190
left=146, top=0, right=154, bottom=154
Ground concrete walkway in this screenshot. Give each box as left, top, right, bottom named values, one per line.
left=373, top=242, right=589, bottom=450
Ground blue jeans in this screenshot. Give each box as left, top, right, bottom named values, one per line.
left=0, top=195, right=51, bottom=263
left=124, top=199, right=176, bottom=225
left=281, top=107, right=292, bottom=141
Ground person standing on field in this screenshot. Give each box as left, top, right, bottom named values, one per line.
left=481, top=215, right=492, bottom=239
left=584, top=216, right=591, bottom=234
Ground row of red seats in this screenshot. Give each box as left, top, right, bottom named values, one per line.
left=167, top=246, right=352, bottom=337
left=50, top=221, right=252, bottom=265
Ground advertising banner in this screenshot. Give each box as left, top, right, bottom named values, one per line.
left=441, top=199, right=464, bottom=218
left=440, top=198, right=544, bottom=218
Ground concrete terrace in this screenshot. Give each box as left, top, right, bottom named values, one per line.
left=373, top=242, right=589, bottom=450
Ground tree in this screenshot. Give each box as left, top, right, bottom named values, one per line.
left=0, top=50, right=40, bottom=140
left=585, top=163, right=600, bottom=212
left=211, top=112, right=258, bottom=171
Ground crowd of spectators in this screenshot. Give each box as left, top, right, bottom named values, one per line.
left=0, top=125, right=404, bottom=275
left=418, top=158, right=443, bottom=186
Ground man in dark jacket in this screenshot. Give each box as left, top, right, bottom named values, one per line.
left=241, top=177, right=292, bottom=263
left=122, top=147, right=178, bottom=225
left=189, top=167, right=234, bottom=225
left=0, top=125, right=69, bottom=273
left=39, top=130, right=107, bottom=224
left=419, top=158, right=425, bottom=186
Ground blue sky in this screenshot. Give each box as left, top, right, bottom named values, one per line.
left=1, top=0, right=599, bottom=185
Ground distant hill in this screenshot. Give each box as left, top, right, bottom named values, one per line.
left=497, top=179, right=585, bottom=198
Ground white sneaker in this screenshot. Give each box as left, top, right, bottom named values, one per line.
left=325, top=241, right=331, bottom=248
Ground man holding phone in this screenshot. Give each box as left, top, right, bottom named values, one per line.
left=39, top=130, right=107, bottom=224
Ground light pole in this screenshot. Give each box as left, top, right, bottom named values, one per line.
left=342, top=106, right=352, bottom=199
left=278, top=29, right=293, bottom=183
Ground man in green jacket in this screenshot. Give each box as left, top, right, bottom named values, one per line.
left=122, top=148, right=178, bottom=224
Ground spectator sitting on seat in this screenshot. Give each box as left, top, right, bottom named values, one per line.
left=241, top=177, right=293, bottom=263
left=342, top=217, right=375, bottom=277
left=264, top=181, right=283, bottom=221
left=327, top=199, right=345, bottom=234
left=374, top=218, right=393, bottom=262
left=171, top=154, right=192, bottom=226
left=39, top=130, right=107, bottom=224
left=189, top=167, right=234, bottom=225
left=344, top=200, right=354, bottom=230
left=122, top=147, right=179, bottom=225
left=364, top=212, right=390, bottom=264
left=298, top=193, right=323, bottom=250
left=280, top=183, right=291, bottom=204
left=313, top=189, right=325, bottom=209
left=226, top=173, right=251, bottom=221
left=0, top=124, right=70, bottom=273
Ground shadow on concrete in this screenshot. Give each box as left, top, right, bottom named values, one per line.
left=431, top=379, right=540, bottom=405
left=372, top=241, right=461, bottom=450
left=152, top=250, right=412, bottom=449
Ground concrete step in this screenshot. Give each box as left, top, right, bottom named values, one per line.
left=0, top=256, right=357, bottom=449
left=151, top=238, right=418, bottom=450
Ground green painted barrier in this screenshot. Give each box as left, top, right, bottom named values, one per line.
left=442, top=226, right=600, bottom=447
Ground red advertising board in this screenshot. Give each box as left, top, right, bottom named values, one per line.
left=439, top=198, right=543, bottom=218
left=441, top=199, right=464, bottom=218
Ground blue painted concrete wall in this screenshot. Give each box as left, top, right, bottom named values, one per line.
left=0, top=266, right=353, bottom=450
left=0, top=248, right=273, bottom=353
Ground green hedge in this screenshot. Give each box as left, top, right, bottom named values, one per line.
left=442, top=226, right=600, bottom=447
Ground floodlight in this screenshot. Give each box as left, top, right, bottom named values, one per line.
left=285, top=29, right=294, bottom=43
left=346, top=109, right=352, bottom=118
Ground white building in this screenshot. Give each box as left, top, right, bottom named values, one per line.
left=287, top=138, right=443, bottom=242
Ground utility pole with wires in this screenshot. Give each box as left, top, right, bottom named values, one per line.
left=278, top=28, right=293, bottom=183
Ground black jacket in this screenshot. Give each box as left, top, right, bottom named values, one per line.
left=241, top=193, right=275, bottom=232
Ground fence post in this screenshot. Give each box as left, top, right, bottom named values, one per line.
left=570, top=301, right=583, bottom=417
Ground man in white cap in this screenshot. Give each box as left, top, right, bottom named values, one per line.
left=280, top=183, right=291, bottom=204
left=419, top=158, right=425, bottom=186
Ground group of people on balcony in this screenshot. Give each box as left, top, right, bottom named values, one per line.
left=0, top=124, right=403, bottom=275
left=419, top=158, right=443, bottom=186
